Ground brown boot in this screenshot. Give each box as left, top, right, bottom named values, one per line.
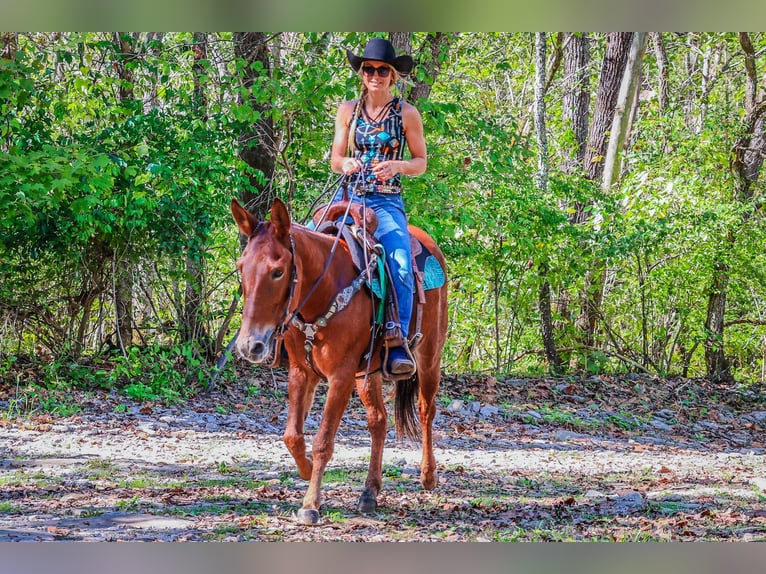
left=386, top=346, right=416, bottom=377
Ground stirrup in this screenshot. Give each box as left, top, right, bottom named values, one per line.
left=382, top=343, right=417, bottom=381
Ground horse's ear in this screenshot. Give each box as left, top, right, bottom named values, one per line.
left=270, top=198, right=291, bottom=239
left=231, top=198, right=259, bottom=237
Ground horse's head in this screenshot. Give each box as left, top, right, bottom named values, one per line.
left=231, top=197, right=293, bottom=364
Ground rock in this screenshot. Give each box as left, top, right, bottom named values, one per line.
left=692, top=420, right=721, bottom=432
left=554, top=430, right=590, bottom=442
left=523, top=410, right=543, bottom=421
left=650, top=419, right=674, bottom=432
left=584, top=489, right=607, bottom=502
left=502, top=378, right=527, bottom=389
left=447, top=399, right=465, bottom=412
left=750, top=477, right=766, bottom=492
left=611, top=491, right=645, bottom=513
left=633, top=435, right=674, bottom=445
left=469, top=401, right=481, bottom=413
left=304, top=416, right=318, bottom=428
left=747, top=411, right=766, bottom=426
left=726, top=432, right=751, bottom=448
left=479, top=404, right=499, bottom=418
left=562, top=394, right=587, bottom=403
left=655, top=409, right=677, bottom=421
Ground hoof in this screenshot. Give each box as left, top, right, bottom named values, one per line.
left=357, top=489, right=378, bottom=514
left=296, top=508, right=321, bottom=525
left=422, top=471, right=438, bottom=491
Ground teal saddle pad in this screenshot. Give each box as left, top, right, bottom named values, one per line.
left=416, top=247, right=446, bottom=291
left=370, top=237, right=445, bottom=299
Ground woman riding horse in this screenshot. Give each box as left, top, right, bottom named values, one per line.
left=330, top=38, right=427, bottom=379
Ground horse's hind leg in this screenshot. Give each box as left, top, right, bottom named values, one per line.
left=355, top=373, right=386, bottom=513
left=416, top=359, right=440, bottom=490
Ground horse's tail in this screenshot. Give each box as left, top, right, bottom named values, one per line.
left=394, top=375, right=421, bottom=442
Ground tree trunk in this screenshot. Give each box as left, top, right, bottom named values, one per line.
left=1, top=32, right=17, bottom=59
left=582, top=33, right=633, bottom=188
left=234, top=32, right=276, bottom=220
left=389, top=32, right=412, bottom=62
left=534, top=34, right=549, bottom=194
left=705, top=256, right=731, bottom=381
left=704, top=33, right=766, bottom=382
left=142, top=32, right=165, bottom=113
left=561, top=33, right=591, bottom=178
left=650, top=33, right=669, bottom=112
left=555, top=34, right=591, bottom=330
left=574, top=33, right=633, bottom=356
left=182, top=32, right=210, bottom=350
left=112, top=32, right=138, bottom=353
left=533, top=33, right=562, bottom=372
left=602, top=33, right=646, bottom=192
left=391, top=32, right=452, bottom=104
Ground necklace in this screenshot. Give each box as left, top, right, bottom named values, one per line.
left=362, top=98, right=394, bottom=123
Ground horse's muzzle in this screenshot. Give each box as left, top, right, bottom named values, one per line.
left=236, top=328, right=276, bottom=364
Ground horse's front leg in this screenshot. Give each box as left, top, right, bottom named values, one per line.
left=296, top=373, right=355, bottom=525
left=355, top=373, right=386, bottom=514
left=283, top=366, right=320, bottom=481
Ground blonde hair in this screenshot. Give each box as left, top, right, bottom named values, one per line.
left=347, top=63, right=400, bottom=155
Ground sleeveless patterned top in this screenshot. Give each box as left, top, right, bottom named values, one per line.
left=353, top=96, right=406, bottom=194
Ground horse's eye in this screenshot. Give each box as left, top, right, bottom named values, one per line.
left=271, top=269, right=284, bottom=280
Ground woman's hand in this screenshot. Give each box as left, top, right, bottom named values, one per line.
left=342, top=157, right=362, bottom=174
left=371, top=160, right=398, bottom=181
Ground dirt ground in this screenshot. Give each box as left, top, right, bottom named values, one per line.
left=1, top=368, right=765, bottom=541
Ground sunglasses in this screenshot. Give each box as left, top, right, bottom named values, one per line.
left=362, top=65, right=392, bottom=78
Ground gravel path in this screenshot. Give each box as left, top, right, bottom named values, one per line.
left=1, top=374, right=765, bottom=541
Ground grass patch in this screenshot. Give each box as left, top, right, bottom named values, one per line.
left=118, top=477, right=154, bottom=489
left=1, top=389, right=82, bottom=418
left=196, top=477, right=270, bottom=489
left=167, top=500, right=276, bottom=518
left=0, top=501, right=22, bottom=514
left=116, top=496, right=140, bottom=511
left=323, top=468, right=351, bottom=483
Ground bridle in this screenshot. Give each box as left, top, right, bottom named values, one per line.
left=266, top=232, right=299, bottom=369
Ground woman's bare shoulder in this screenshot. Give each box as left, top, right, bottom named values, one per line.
left=401, top=100, right=423, bottom=118
left=335, top=99, right=357, bottom=121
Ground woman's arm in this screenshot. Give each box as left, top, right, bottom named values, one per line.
left=400, top=102, right=427, bottom=175
left=330, top=100, right=362, bottom=174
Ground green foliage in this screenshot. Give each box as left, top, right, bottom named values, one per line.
left=110, top=342, right=211, bottom=403
left=1, top=32, right=766, bottom=388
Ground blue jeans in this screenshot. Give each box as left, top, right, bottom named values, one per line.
left=332, top=188, right=413, bottom=340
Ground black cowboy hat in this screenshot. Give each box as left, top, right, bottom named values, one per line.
left=346, top=38, right=414, bottom=76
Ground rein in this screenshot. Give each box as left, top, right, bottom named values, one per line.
left=271, top=199, right=376, bottom=375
